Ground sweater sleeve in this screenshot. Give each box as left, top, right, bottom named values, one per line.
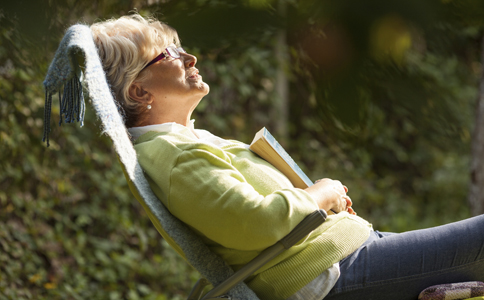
left=136, top=133, right=319, bottom=251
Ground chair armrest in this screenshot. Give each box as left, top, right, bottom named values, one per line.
left=280, top=209, right=328, bottom=249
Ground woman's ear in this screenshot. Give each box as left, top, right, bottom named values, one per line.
left=129, top=82, right=152, bottom=104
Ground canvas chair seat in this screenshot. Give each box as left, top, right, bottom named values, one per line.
left=43, top=24, right=484, bottom=300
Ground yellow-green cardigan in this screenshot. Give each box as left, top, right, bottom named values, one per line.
left=133, top=127, right=372, bottom=300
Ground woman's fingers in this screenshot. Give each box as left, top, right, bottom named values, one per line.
left=343, top=196, right=356, bottom=215
left=314, top=179, right=347, bottom=193
left=344, top=195, right=352, bottom=207
left=332, top=193, right=349, bottom=213
left=313, top=179, right=355, bottom=214
left=333, top=180, right=349, bottom=196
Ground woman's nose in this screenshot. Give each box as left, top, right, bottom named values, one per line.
left=182, top=53, right=197, bottom=68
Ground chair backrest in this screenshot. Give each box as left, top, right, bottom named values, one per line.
left=43, top=24, right=259, bottom=300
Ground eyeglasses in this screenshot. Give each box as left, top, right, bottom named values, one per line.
left=140, top=45, right=186, bottom=72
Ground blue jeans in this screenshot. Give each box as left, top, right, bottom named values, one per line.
left=324, top=214, right=484, bottom=300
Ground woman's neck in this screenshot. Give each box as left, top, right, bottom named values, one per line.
left=136, top=112, right=199, bottom=138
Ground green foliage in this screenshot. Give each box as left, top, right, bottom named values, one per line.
left=288, top=1, right=478, bottom=231
left=0, top=4, right=198, bottom=300
left=1, top=0, right=484, bottom=298
left=0, top=58, right=199, bottom=300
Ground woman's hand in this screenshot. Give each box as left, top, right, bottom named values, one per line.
left=305, top=178, right=356, bottom=215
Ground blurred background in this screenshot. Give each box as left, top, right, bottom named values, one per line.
left=2, top=0, right=484, bottom=299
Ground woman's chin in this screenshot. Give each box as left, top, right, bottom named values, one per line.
left=198, top=81, right=210, bottom=95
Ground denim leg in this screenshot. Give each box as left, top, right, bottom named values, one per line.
left=325, top=214, right=484, bottom=300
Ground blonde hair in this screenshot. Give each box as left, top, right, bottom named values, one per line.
left=90, top=14, right=180, bottom=127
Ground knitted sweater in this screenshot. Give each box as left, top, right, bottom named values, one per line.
left=133, top=126, right=372, bottom=300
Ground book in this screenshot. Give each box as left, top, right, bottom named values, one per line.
left=249, top=127, right=313, bottom=189
left=250, top=128, right=337, bottom=215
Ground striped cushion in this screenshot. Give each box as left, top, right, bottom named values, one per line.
left=418, top=282, right=484, bottom=300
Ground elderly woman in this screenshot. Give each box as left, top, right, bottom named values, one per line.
left=90, top=14, right=484, bottom=300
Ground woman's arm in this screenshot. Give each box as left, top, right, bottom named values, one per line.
left=136, top=137, right=320, bottom=251
left=136, top=133, right=354, bottom=251
left=304, top=178, right=355, bottom=214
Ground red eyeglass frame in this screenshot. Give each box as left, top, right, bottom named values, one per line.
left=140, top=45, right=186, bottom=72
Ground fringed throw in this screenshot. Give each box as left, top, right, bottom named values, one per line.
left=42, top=24, right=89, bottom=147
left=43, top=73, right=85, bottom=146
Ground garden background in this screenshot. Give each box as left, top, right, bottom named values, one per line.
left=2, top=0, right=484, bottom=299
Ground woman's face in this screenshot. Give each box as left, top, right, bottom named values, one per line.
left=139, top=46, right=209, bottom=104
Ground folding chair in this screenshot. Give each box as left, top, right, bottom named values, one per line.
left=42, top=24, right=328, bottom=300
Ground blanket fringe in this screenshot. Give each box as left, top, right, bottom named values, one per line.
left=42, top=73, right=85, bottom=147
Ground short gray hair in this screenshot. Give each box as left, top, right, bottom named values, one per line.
left=91, top=13, right=180, bottom=127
